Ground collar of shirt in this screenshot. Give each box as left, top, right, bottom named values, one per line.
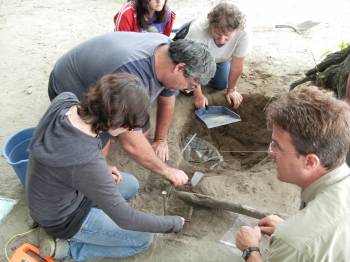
left=301, top=163, right=350, bottom=204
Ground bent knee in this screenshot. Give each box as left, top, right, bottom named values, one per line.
left=136, top=233, right=154, bottom=252
left=209, top=78, right=228, bottom=90
left=125, top=174, right=140, bottom=193
left=117, top=172, right=140, bottom=200
left=210, top=83, right=227, bottom=90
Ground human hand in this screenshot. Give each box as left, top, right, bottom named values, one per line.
left=164, top=167, right=188, bottom=186
left=224, top=89, right=243, bottom=109
left=152, top=139, right=169, bottom=162
left=108, top=165, right=123, bottom=184
left=258, top=214, right=284, bottom=236
left=193, top=93, right=208, bottom=109
left=235, top=226, right=261, bottom=250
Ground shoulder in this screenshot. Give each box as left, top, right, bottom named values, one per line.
left=114, top=2, right=136, bottom=25
left=272, top=188, right=350, bottom=256
left=167, top=9, right=176, bottom=21
left=236, top=29, right=250, bottom=44
left=189, top=17, right=208, bottom=31
left=52, top=92, right=78, bottom=105
left=56, top=91, right=78, bottom=100
left=118, top=2, right=136, bottom=15
left=186, top=17, right=210, bottom=40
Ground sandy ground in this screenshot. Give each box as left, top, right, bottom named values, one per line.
left=1, top=0, right=350, bottom=261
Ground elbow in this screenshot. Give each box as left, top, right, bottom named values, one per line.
left=119, top=132, right=145, bottom=158
left=120, top=140, right=138, bottom=156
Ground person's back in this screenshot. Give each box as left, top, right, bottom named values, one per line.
left=27, top=73, right=184, bottom=261
left=27, top=91, right=181, bottom=238
left=48, top=31, right=215, bottom=180
left=51, top=32, right=170, bottom=101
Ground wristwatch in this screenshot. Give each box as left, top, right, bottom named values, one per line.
left=242, top=247, right=260, bottom=261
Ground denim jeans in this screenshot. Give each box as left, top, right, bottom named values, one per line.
left=208, top=61, right=230, bottom=90
left=64, top=172, right=154, bottom=261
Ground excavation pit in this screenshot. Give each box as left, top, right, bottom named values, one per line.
left=179, top=93, right=272, bottom=171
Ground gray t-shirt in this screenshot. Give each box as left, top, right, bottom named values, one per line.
left=51, top=32, right=174, bottom=103
left=26, top=92, right=182, bottom=239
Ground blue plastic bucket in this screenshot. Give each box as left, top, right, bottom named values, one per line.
left=2, top=127, right=35, bottom=186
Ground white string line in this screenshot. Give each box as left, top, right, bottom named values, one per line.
left=219, top=150, right=268, bottom=153
left=184, top=149, right=269, bottom=153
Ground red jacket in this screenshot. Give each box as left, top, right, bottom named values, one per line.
left=114, top=2, right=175, bottom=36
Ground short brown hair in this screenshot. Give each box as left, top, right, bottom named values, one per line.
left=207, top=2, right=246, bottom=33
left=78, top=73, right=150, bottom=134
left=266, top=86, right=350, bottom=169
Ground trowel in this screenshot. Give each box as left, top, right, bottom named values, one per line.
left=252, top=20, right=320, bottom=35
left=275, top=21, right=320, bottom=35
left=167, top=171, right=205, bottom=197
left=163, top=171, right=205, bottom=220
left=189, top=171, right=205, bottom=187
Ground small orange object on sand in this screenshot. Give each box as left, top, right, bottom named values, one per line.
left=10, top=243, right=54, bottom=262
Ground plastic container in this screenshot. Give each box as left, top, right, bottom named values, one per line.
left=2, top=127, right=35, bottom=186
left=195, top=106, right=241, bottom=128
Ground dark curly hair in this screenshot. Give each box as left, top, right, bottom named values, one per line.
left=78, top=73, right=150, bottom=134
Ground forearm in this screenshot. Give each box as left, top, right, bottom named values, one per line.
left=76, top=162, right=182, bottom=233
left=228, top=57, right=244, bottom=91
left=119, top=131, right=169, bottom=175
left=109, top=200, right=182, bottom=233
left=193, top=85, right=204, bottom=97
left=154, top=96, right=175, bottom=141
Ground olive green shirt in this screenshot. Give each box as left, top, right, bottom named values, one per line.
left=267, top=163, right=350, bottom=262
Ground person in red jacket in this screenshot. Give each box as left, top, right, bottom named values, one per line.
left=114, top=0, right=175, bottom=36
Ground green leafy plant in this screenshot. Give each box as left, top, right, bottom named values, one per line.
left=338, top=41, right=350, bottom=50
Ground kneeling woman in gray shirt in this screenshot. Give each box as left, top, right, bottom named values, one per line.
left=26, top=72, right=184, bottom=261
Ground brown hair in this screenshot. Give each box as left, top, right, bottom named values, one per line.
left=131, top=0, right=169, bottom=29
left=78, top=73, right=150, bottom=134
left=207, top=2, right=246, bottom=33
left=266, top=86, right=350, bottom=169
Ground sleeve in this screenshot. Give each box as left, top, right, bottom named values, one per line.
left=114, top=4, right=138, bottom=32
left=232, top=30, right=250, bottom=58
left=163, top=10, right=176, bottom=36
left=159, top=88, right=176, bottom=97
left=266, top=236, right=308, bottom=262
left=72, top=158, right=183, bottom=233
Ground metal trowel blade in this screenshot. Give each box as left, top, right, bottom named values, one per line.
left=191, top=171, right=204, bottom=187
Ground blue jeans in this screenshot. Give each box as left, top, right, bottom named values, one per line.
left=65, top=173, right=154, bottom=261
left=208, top=61, right=230, bottom=90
